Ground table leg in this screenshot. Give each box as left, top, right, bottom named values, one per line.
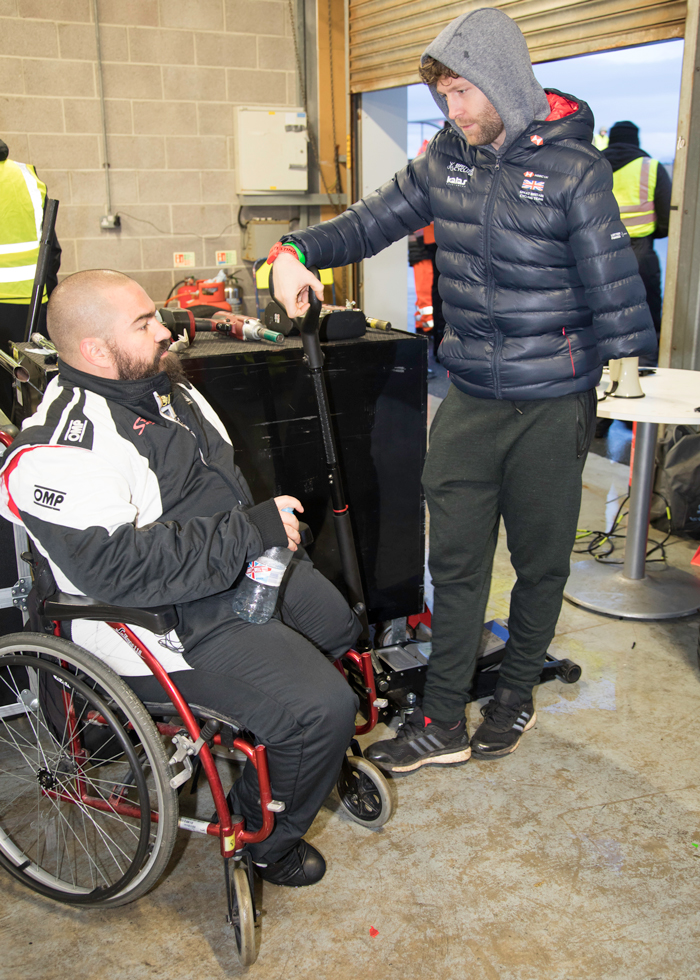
left=623, top=421, right=657, bottom=580
left=564, top=419, right=700, bottom=619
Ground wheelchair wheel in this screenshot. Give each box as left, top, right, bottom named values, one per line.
left=0, top=633, right=178, bottom=907
left=230, top=865, right=257, bottom=967
left=336, top=755, right=393, bottom=829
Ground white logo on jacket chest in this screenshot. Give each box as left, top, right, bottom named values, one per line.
left=448, top=161, right=474, bottom=174
left=64, top=419, right=87, bottom=443
left=519, top=170, right=548, bottom=204
left=446, top=161, right=474, bottom=186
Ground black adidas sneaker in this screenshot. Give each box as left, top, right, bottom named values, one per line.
left=470, top=686, right=536, bottom=758
left=364, top=707, right=471, bottom=773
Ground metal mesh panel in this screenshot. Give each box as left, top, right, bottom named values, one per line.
left=349, top=0, right=686, bottom=93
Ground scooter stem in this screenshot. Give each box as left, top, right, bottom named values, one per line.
left=270, top=268, right=370, bottom=646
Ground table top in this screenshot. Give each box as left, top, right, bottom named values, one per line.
left=596, top=367, right=700, bottom=424
left=179, top=325, right=419, bottom=359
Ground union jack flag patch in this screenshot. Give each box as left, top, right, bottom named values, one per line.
left=522, top=179, right=545, bottom=192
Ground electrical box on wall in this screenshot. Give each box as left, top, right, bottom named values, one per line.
left=234, top=106, right=308, bottom=195
left=242, top=219, right=291, bottom=263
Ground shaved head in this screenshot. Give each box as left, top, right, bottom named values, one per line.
left=47, top=269, right=135, bottom=360
left=45, top=269, right=175, bottom=382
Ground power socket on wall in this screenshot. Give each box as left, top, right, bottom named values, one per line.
left=100, top=214, right=121, bottom=230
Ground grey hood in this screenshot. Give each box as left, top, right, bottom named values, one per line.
left=422, top=7, right=550, bottom=152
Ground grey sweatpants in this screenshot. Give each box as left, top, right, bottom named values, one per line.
left=421, top=385, right=597, bottom=723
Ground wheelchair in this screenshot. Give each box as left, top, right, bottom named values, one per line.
left=0, top=428, right=392, bottom=969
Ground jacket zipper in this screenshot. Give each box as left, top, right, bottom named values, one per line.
left=484, top=156, right=504, bottom=397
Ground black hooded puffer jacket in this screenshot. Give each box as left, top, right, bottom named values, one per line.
left=284, top=92, right=656, bottom=401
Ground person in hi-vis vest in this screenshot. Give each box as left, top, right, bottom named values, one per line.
left=0, top=137, right=61, bottom=414
left=603, top=121, right=671, bottom=346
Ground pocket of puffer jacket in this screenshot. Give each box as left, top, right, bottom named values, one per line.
left=576, top=388, right=597, bottom=459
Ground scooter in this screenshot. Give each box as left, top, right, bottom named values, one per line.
left=270, top=269, right=582, bottom=737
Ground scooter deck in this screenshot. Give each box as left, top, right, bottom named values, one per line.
left=348, top=619, right=581, bottom=725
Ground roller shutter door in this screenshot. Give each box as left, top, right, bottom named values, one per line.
left=349, top=0, right=687, bottom=93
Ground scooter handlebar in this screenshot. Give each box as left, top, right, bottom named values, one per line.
left=268, top=264, right=322, bottom=335
left=300, top=277, right=322, bottom=336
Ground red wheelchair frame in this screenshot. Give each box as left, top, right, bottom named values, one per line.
left=63, top=620, right=380, bottom=858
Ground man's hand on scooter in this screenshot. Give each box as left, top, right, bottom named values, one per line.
left=272, top=252, right=324, bottom=318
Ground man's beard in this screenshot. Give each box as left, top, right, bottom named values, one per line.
left=161, top=351, right=189, bottom=385
left=458, top=103, right=504, bottom=147
left=108, top=341, right=188, bottom=384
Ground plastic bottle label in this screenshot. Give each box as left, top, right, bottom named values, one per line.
left=245, top=557, right=287, bottom=588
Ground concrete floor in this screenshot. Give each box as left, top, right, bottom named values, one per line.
left=3, top=449, right=700, bottom=979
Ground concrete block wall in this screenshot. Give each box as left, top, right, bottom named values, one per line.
left=0, top=0, right=299, bottom=306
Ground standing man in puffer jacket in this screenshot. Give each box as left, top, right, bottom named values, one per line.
left=270, top=8, right=657, bottom=773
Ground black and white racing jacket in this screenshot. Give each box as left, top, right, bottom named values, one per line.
left=0, top=362, right=287, bottom=676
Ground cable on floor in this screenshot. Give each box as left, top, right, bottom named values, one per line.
left=573, top=491, right=672, bottom=565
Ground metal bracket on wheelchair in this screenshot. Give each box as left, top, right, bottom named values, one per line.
left=266, top=800, right=286, bottom=813
left=168, top=731, right=207, bottom=790
left=0, top=576, right=31, bottom=613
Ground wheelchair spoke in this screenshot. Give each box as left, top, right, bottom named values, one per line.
left=27, top=744, right=143, bottom=889
left=42, top=789, right=114, bottom=889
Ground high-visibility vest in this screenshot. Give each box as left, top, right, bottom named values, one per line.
left=612, top=157, right=658, bottom=238
left=0, top=159, right=47, bottom=304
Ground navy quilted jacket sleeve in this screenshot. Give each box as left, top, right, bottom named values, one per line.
left=289, top=154, right=433, bottom=266
left=565, top=154, right=653, bottom=362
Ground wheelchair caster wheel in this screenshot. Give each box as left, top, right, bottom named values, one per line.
left=228, top=863, right=257, bottom=967
left=336, top=755, right=393, bottom=829
left=555, top=658, right=581, bottom=684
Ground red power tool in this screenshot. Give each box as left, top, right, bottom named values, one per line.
left=168, top=277, right=231, bottom=313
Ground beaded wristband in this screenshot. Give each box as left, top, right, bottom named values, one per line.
left=267, top=241, right=306, bottom=265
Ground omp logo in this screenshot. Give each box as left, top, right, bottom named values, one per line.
left=448, top=161, right=474, bottom=176
left=63, top=419, right=87, bottom=443
left=33, top=485, right=66, bottom=510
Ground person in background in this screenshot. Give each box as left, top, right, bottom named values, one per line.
left=592, top=126, right=609, bottom=151
left=0, top=138, right=61, bottom=416
left=409, top=225, right=435, bottom=334
left=603, top=120, right=672, bottom=345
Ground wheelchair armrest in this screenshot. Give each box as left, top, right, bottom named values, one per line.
left=42, top=592, right=179, bottom=635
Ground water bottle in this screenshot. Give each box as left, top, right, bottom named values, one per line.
left=230, top=545, right=293, bottom=623
left=231, top=507, right=295, bottom=623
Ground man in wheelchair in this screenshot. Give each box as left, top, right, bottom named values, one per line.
left=0, top=268, right=361, bottom=887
